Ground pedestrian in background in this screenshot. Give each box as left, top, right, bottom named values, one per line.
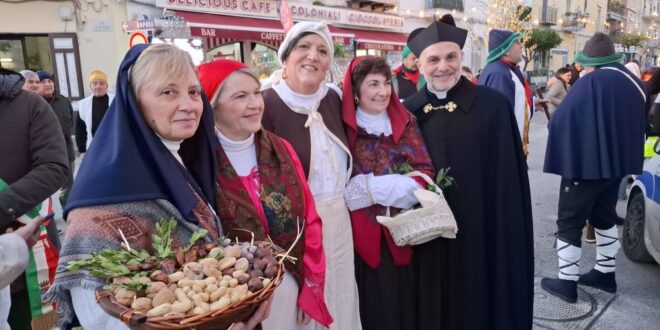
left=75, top=70, right=114, bottom=158
left=461, top=66, right=476, bottom=83
left=0, top=68, right=68, bottom=330
left=568, top=62, right=582, bottom=86
left=18, top=70, right=40, bottom=93
left=36, top=71, right=76, bottom=208
left=392, top=46, right=423, bottom=100
left=546, top=67, right=571, bottom=117
left=542, top=33, right=650, bottom=303
left=479, top=29, right=542, bottom=156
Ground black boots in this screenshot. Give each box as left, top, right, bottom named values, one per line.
left=578, top=269, right=617, bottom=293
left=541, top=278, right=577, bottom=303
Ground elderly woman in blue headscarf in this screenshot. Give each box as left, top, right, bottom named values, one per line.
left=45, top=44, right=270, bottom=330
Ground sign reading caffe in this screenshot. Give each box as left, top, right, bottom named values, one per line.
left=157, top=0, right=405, bottom=31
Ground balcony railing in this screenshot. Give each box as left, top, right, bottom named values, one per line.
left=540, top=6, right=558, bottom=25
left=561, top=12, right=588, bottom=32
left=607, top=1, right=626, bottom=16
left=642, top=1, right=659, bottom=20
left=427, top=0, right=464, bottom=12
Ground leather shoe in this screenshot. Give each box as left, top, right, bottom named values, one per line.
left=541, top=277, right=577, bottom=303
left=578, top=269, right=617, bottom=293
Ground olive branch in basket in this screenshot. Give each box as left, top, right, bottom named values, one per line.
left=389, top=161, right=455, bottom=191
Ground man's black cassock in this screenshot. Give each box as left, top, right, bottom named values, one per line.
left=403, top=77, right=534, bottom=329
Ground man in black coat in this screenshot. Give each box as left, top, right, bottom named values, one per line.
left=0, top=68, right=68, bottom=329
left=37, top=71, right=76, bottom=208
left=403, top=15, right=534, bottom=329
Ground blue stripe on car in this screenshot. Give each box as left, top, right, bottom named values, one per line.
left=639, top=171, right=654, bottom=200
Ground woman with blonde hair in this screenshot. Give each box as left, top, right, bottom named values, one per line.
left=46, top=44, right=269, bottom=330
left=261, top=21, right=362, bottom=330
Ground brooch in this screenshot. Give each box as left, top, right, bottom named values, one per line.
left=423, top=101, right=458, bottom=114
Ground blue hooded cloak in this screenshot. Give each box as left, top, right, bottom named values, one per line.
left=65, top=44, right=218, bottom=223
left=544, top=63, right=648, bottom=179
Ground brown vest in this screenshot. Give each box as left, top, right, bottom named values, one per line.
left=261, top=88, right=349, bottom=177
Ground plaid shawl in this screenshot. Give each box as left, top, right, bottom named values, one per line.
left=45, top=198, right=219, bottom=328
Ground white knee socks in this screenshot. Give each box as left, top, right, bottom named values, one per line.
left=557, top=238, right=581, bottom=281
left=595, top=226, right=620, bottom=273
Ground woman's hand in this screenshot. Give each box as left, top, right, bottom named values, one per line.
left=228, top=295, right=273, bottom=330
left=297, top=307, right=311, bottom=325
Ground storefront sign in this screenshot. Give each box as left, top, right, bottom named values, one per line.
left=358, top=41, right=403, bottom=52
left=190, top=26, right=351, bottom=46
left=157, top=0, right=404, bottom=31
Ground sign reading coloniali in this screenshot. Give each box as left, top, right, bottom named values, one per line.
left=156, top=0, right=405, bottom=32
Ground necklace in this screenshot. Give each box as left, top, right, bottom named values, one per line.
left=423, top=101, right=458, bottom=114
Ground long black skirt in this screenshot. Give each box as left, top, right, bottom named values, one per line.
left=355, top=238, right=416, bottom=330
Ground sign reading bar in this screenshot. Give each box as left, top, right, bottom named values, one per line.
left=190, top=26, right=351, bottom=46
left=157, top=0, right=404, bottom=32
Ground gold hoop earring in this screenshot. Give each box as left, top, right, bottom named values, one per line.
left=282, top=68, right=288, bottom=80
left=354, top=96, right=359, bottom=105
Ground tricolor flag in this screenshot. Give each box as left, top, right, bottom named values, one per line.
left=0, top=179, right=59, bottom=317
left=278, top=0, right=294, bottom=33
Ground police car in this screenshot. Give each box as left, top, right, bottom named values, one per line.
left=624, top=142, right=660, bottom=264
left=623, top=91, right=660, bottom=264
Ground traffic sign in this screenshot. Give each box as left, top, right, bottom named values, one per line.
left=122, top=20, right=155, bottom=33
left=129, top=32, right=148, bottom=48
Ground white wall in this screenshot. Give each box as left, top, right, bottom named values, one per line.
left=0, top=1, right=129, bottom=96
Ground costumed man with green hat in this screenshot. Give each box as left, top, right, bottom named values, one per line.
left=479, top=29, right=542, bottom=156
left=403, top=14, right=534, bottom=329
left=541, top=32, right=652, bottom=303
left=392, top=45, right=424, bottom=100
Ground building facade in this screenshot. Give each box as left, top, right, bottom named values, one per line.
left=0, top=0, right=129, bottom=100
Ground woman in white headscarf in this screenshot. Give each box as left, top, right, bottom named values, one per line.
left=261, top=21, right=362, bottom=330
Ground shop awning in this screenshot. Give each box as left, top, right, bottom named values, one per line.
left=175, top=11, right=354, bottom=49
left=175, top=11, right=408, bottom=52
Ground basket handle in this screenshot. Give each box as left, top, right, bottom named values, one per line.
left=404, top=171, right=442, bottom=194
left=382, top=171, right=441, bottom=216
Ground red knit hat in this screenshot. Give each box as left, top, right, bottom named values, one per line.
left=198, top=59, right=249, bottom=102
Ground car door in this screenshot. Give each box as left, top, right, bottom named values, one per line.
left=647, top=155, right=660, bottom=253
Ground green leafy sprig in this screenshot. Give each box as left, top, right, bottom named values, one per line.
left=428, top=167, right=456, bottom=192
left=67, top=248, right=150, bottom=279
left=152, top=218, right=177, bottom=260
left=185, top=228, right=208, bottom=251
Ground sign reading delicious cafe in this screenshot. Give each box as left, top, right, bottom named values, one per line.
left=157, top=0, right=405, bottom=32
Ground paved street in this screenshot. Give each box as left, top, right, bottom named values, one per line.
left=49, top=111, right=660, bottom=329
left=528, top=112, right=660, bottom=329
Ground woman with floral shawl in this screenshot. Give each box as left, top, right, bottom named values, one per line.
left=341, top=56, right=435, bottom=330
left=198, top=59, right=332, bottom=329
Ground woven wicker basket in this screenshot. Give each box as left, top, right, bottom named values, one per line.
left=376, top=171, right=458, bottom=246
left=95, top=264, right=283, bottom=330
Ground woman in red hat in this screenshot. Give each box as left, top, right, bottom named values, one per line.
left=197, top=59, right=333, bottom=329
left=341, top=56, right=435, bottom=330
